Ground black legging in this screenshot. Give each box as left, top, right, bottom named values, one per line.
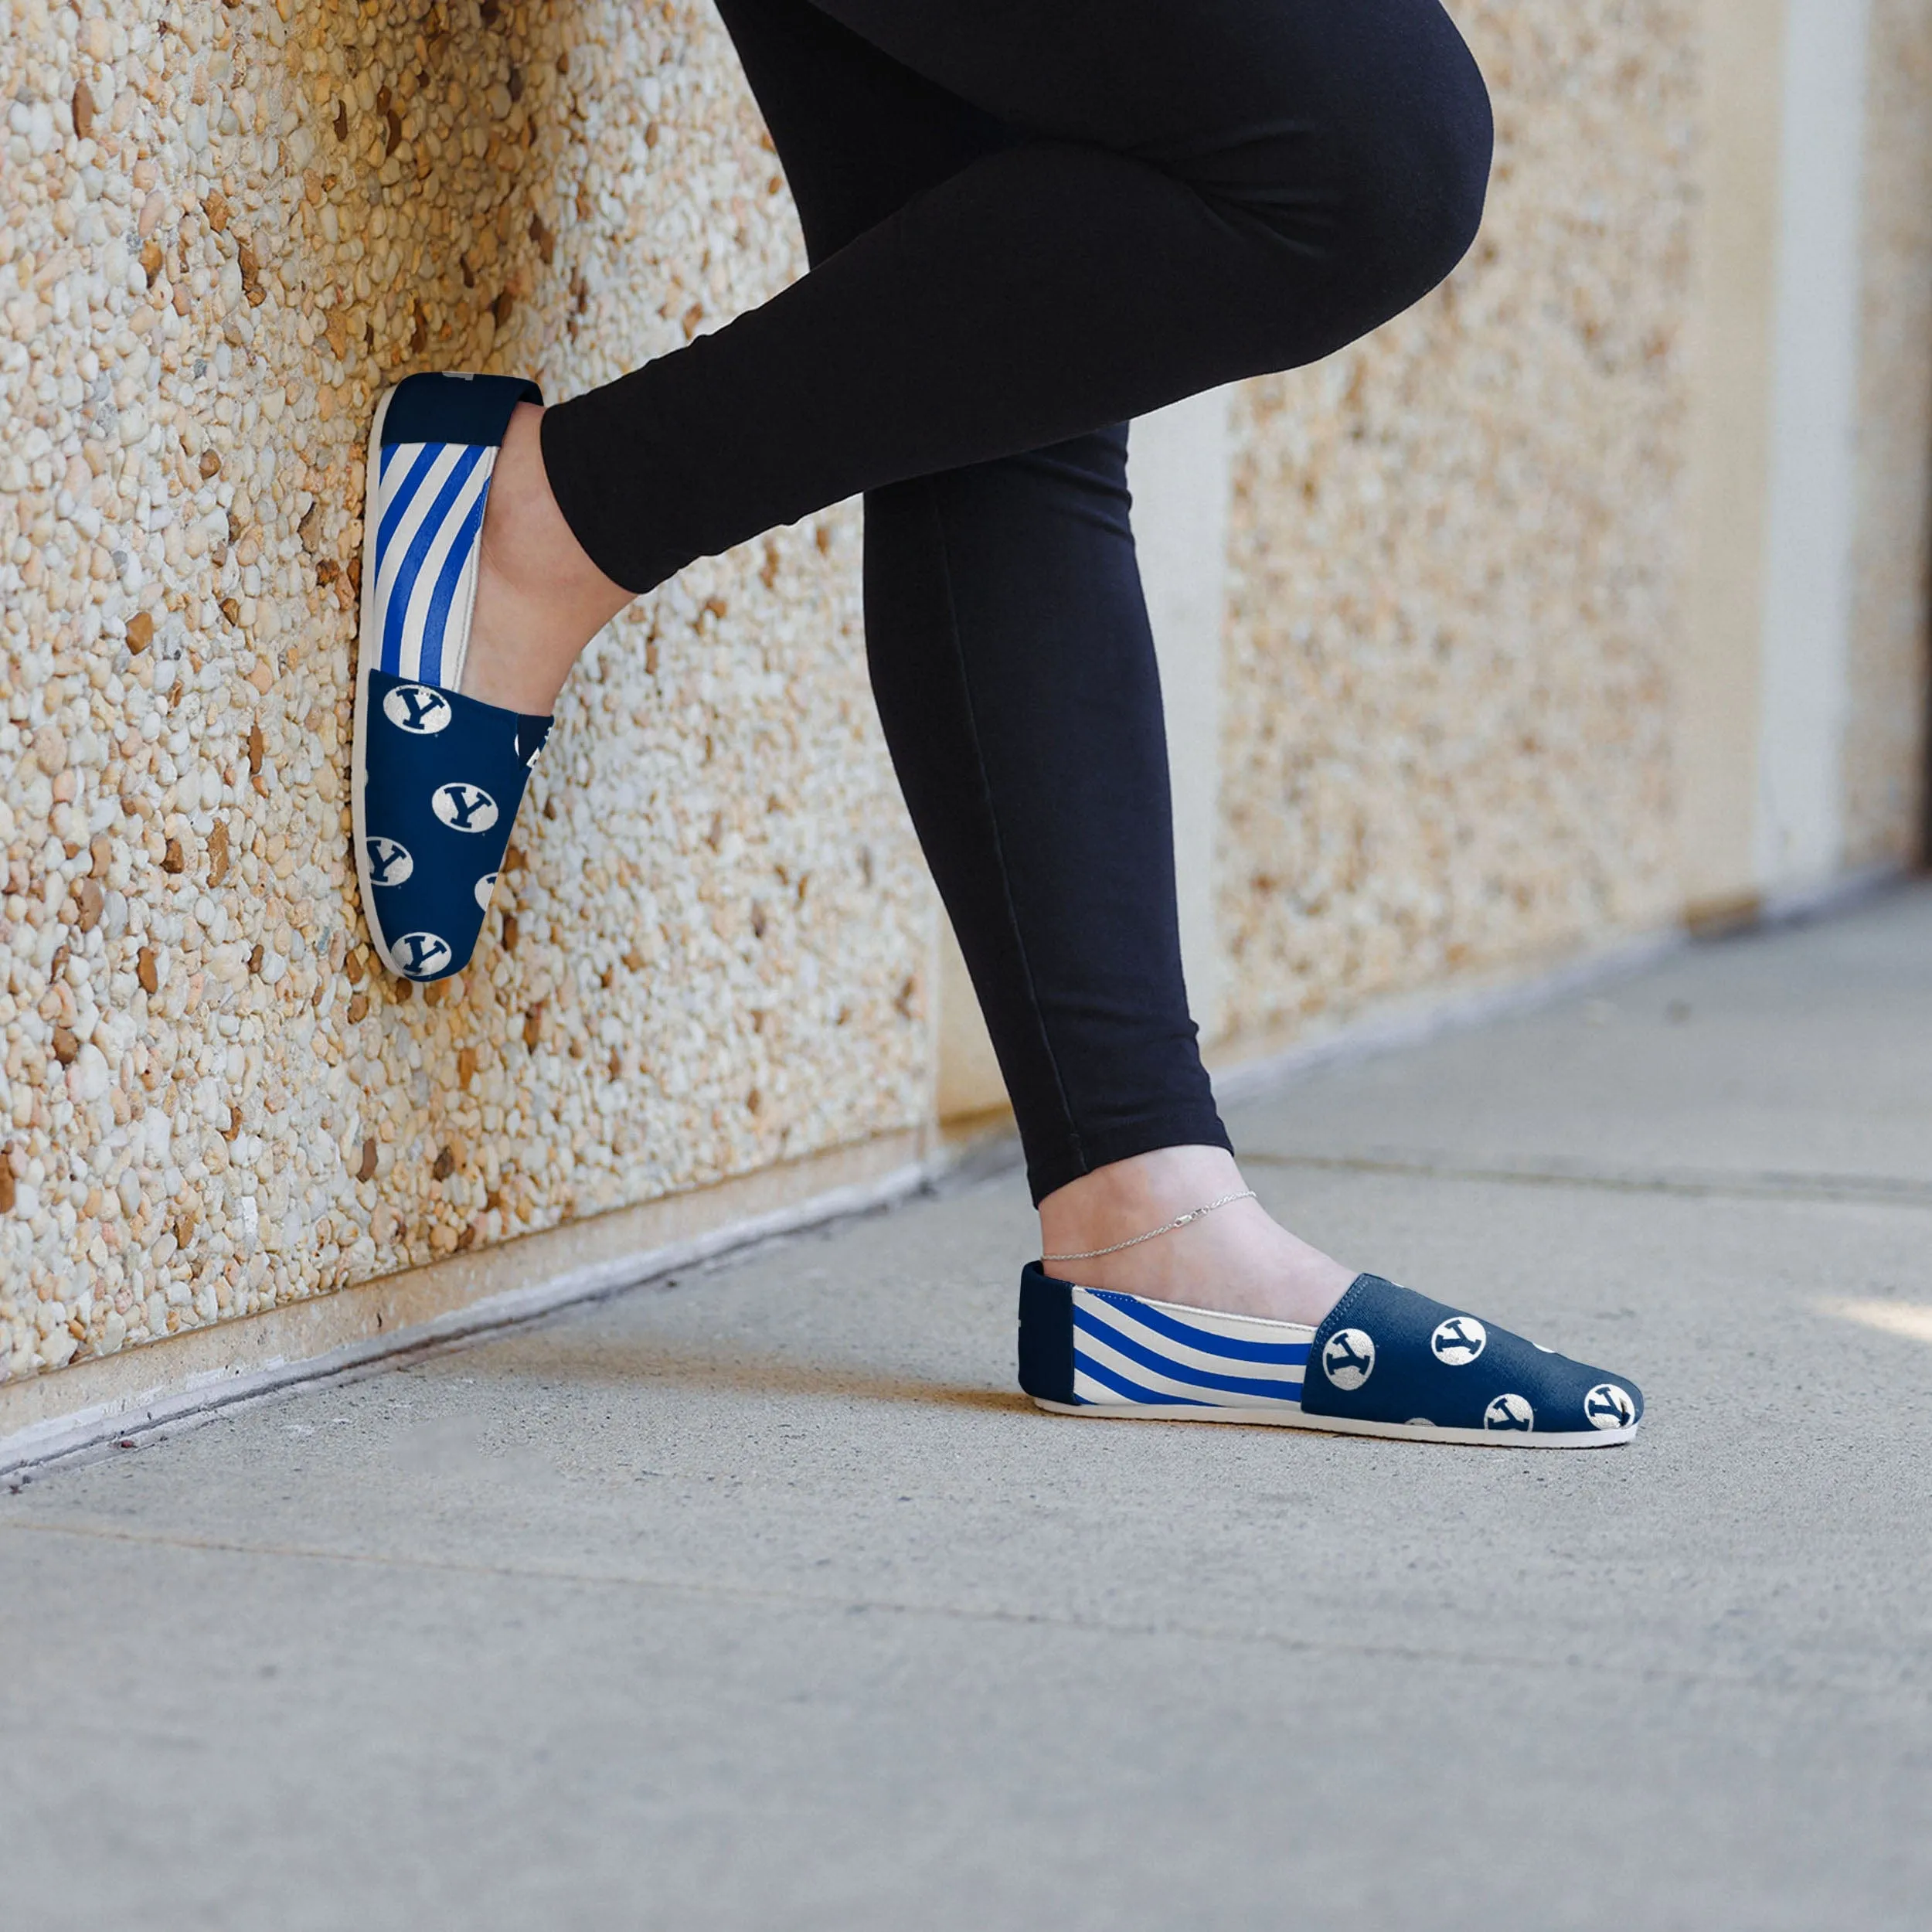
left=541, top=0, right=1492, bottom=1202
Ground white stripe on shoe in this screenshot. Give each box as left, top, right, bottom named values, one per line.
left=397, top=451, right=493, bottom=685
left=373, top=442, right=466, bottom=672
left=372, top=440, right=498, bottom=685
left=1069, top=1286, right=1311, bottom=1408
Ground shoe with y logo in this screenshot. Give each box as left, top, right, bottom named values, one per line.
left=1018, top=1267, right=1643, bottom=1447
left=351, top=372, right=554, bottom=984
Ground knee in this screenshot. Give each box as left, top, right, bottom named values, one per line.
left=1372, top=41, right=1493, bottom=298
left=1335, top=24, right=1494, bottom=326
left=1220, top=15, right=1493, bottom=358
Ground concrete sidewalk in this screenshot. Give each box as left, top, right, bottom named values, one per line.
left=7, top=888, right=1932, bottom=1930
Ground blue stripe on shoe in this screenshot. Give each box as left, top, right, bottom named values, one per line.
left=417, top=472, right=489, bottom=689
left=1087, top=1291, right=1311, bottom=1365
left=1072, top=1349, right=1201, bottom=1406
left=383, top=444, right=485, bottom=679
left=376, top=444, right=443, bottom=587
left=1073, top=1304, right=1306, bottom=1401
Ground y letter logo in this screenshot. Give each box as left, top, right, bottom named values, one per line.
left=395, top=930, right=453, bottom=978
left=1484, top=1393, right=1535, bottom=1431
left=1321, top=1328, right=1376, bottom=1391
left=433, top=782, right=499, bottom=833
left=365, top=836, right=413, bottom=886
left=383, top=684, right=453, bottom=735
left=1584, top=1383, right=1637, bottom=1430
left=1430, top=1316, right=1488, bottom=1366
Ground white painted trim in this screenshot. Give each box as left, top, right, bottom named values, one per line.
left=1754, top=0, right=1873, bottom=888
left=1131, top=388, right=1235, bottom=1036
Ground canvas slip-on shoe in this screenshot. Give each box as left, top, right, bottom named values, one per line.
left=1019, top=1265, right=1643, bottom=1446
left=351, top=371, right=553, bottom=983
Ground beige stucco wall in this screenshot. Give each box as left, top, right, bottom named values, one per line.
left=0, top=0, right=930, bottom=1383
left=1217, top=3, right=1696, bottom=1040
left=1845, top=0, right=1932, bottom=867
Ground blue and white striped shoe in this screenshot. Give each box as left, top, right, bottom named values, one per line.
left=1019, top=1265, right=1643, bottom=1447
left=351, top=372, right=553, bottom=983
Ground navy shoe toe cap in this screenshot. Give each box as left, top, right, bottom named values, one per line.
left=1302, top=1274, right=1642, bottom=1437
left=358, top=668, right=549, bottom=981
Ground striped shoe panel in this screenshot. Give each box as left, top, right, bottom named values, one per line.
left=1072, top=1349, right=1209, bottom=1406
left=372, top=440, right=497, bottom=685
left=374, top=444, right=447, bottom=591
left=1069, top=1287, right=1311, bottom=1410
left=1087, top=1291, right=1313, bottom=1365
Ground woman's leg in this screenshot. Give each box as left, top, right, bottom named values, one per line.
left=864, top=432, right=1221, bottom=1192
left=471, top=0, right=1492, bottom=696
left=719, top=0, right=1362, bottom=1310
left=462, top=0, right=1490, bottom=1321
left=539, top=0, right=1490, bottom=597
left=863, top=439, right=1355, bottom=1319
left=461, top=0, right=1016, bottom=716
left=468, top=0, right=1491, bottom=712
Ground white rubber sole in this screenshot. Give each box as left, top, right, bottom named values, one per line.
left=350, top=384, right=402, bottom=979
left=1032, top=1399, right=1638, bottom=1448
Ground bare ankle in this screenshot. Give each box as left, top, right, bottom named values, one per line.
left=1038, top=1145, right=1354, bottom=1328
left=460, top=403, right=631, bottom=713
left=1039, top=1145, right=1247, bottom=1257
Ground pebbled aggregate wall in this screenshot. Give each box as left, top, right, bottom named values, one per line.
left=1216, top=2, right=1696, bottom=1040
left=4, top=0, right=1929, bottom=1391
left=0, top=0, right=931, bottom=1383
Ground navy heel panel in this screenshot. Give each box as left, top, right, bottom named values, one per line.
left=380, top=372, right=543, bottom=447
left=1018, top=1264, right=1076, bottom=1405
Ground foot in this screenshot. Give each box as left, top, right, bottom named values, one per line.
left=460, top=402, right=632, bottom=714
left=1036, top=1145, right=1354, bottom=1328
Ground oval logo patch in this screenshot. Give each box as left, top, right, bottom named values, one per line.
left=1321, top=1327, right=1376, bottom=1391
left=1584, top=1383, right=1637, bottom=1430
left=365, top=835, right=413, bottom=886
left=1430, top=1315, right=1487, bottom=1366
left=432, top=782, right=498, bottom=833
left=382, top=684, right=453, bottom=734
left=393, top=931, right=453, bottom=978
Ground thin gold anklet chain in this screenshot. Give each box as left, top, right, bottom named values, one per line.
left=1041, top=1188, right=1257, bottom=1264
